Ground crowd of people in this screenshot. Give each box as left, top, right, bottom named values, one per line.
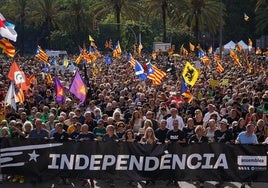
left=0, top=49, right=268, bottom=187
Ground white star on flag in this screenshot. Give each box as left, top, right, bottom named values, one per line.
left=28, top=150, right=40, bottom=162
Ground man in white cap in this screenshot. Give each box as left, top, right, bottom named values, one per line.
left=203, top=104, right=221, bottom=123
left=214, top=118, right=233, bottom=143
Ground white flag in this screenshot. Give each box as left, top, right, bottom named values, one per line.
left=4, top=82, right=16, bottom=111
left=0, top=13, right=18, bottom=42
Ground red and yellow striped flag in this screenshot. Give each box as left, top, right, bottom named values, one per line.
left=129, top=56, right=136, bottom=68
left=0, top=38, right=15, bottom=57
left=182, top=90, right=193, bottom=103
left=46, top=73, right=53, bottom=84
left=235, top=44, right=243, bottom=52
left=216, top=62, right=224, bottom=73
left=15, top=87, right=25, bottom=103
left=201, top=55, right=212, bottom=65
left=180, top=44, right=188, bottom=56
left=230, top=50, right=242, bottom=67
left=35, top=46, right=48, bottom=62
left=214, top=54, right=221, bottom=62
left=75, top=54, right=83, bottom=64
left=147, top=64, right=166, bottom=85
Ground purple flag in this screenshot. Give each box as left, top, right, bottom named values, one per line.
left=69, top=71, right=87, bottom=103
left=53, top=76, right=64, bottom=104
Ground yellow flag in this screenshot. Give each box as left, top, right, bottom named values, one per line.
left=182, top=61, right=200, bottom=86
left=88, top=35, right=94, bottom=41
left=244, top=13, right=249, bottom=21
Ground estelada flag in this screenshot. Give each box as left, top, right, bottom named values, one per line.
left=15, top=87, right=25, bottom=103
left=182, top=61, right=199, bottom=86
left=7, top=61, right=30, bottom=90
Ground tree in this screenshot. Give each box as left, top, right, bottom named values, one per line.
left=255, top=0, right=268, bottom=34
left=88, top=0, right=141, bottom=38
left=143, top=0, right=172, bottom=42
left=16, top=0, right=27, bottom=56
left=171, top=0, right=224, bottom=44
left=0, top=0, right=31, bottom=55
left=30, top=0, right=60, bottom=48
left=57, top=0, right=93, bottom=46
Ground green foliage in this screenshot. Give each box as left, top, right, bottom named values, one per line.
left=50, top=31, right=75, bottom=52
left=0, top=0, right=266, bottom=55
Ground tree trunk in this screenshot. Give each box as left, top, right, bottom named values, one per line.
left=20, top=12, right=25, bottom=56
left=116, top=7, right=121, bottom=39
left=162, top=1, right=167, bottom=42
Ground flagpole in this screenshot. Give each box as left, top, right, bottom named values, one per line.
left=138, top=0, right=142, bottom=47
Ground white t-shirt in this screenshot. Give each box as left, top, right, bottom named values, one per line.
left=166, top=115, right=185, bottom=130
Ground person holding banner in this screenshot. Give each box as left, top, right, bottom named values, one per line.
left=165, top=119, right=186, bottom=187
left=235, top=123, right=258, bottom=188
left=102, top=125, right=118, bottom=187
left=51, top=123, right=71, bottom=185
left=188, top=125, right=208, bottom=144
left=77, top=124, right=96, bottom=187
left=235, top=123, right=258, bottom=144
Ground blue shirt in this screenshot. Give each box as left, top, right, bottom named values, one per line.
left=29, top=129, right=49, bottom=139
left=236, top=131, right=258, bottom=144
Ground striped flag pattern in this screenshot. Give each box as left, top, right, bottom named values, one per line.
left=214, top=54, right=221, bottom=62
left=0, top=38, right=15, bottom=57
left=147, top=64, right=166, bottom=85
left=216, top=62, right=224, bottom=73
left=129, top=56, right=136, bottom=67
left=35, top=46, right=48, bottom=62
left=230, top=50, right=242, bottom=67
left=15, top=87, right=25, bottom=103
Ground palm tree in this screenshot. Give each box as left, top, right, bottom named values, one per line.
left=89, top=0, right=141, bottom=37
left=171, top=0, right=225, bottom=44
left=255, top=0, right=268, bottom=34
left=57, top=0, right=92, bottom=45
left=30, top=0, right=60, bottom=48
left=1, top=0, right=30, bottom=56
left=60, top=0, right=91, bottom=32
left=143, top=0, right=171, bottom=42
left=15, top=0, right=29, bottom=56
